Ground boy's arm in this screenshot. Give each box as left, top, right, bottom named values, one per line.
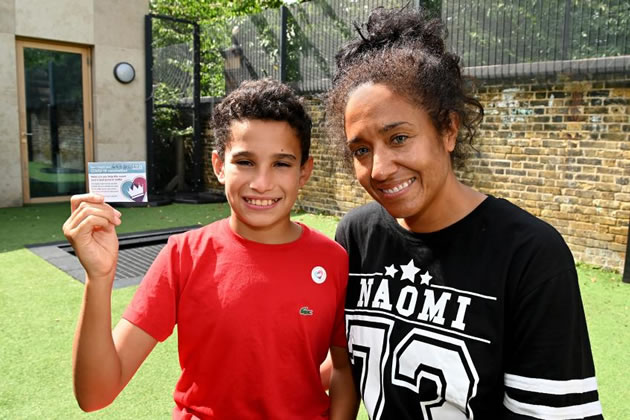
left=328, top=346, right=359, bottom=420
left=73, top=282, right=157, bottom=411
left=64, top=194, right=157, bottom=411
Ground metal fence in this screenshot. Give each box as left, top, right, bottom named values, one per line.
left=144, top=1, right=630, bottom=194
left=145, top=14, right=203, bottom=196
left=220, top=0, right=415, bottom=93
left=214, top=0, right=630, bottom=93
left=445, top=0, right=630, bottom=78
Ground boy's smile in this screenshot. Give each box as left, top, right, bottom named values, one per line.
left=212, top=119, right=313, bottom=244
left=243, top=197, right=280, bottom=207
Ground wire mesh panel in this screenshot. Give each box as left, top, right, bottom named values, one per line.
left=287, top=0, right=410, bottom=93
left=152, top=18, right=196, bottom=106
left=147, top=15, right=203, bottom=195
left=154, top=42, right=194, bottom=103
left=221, top=0, right=418, bottom=94
left=224, top=8, right=282, bottom=92
left=444, top=0, right=630, bottom=79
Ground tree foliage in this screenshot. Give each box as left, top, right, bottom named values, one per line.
left=150, top=0, right=288, bottom=98
left=150, top=0, right=285, bottom=21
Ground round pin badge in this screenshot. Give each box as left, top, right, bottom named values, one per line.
left=311, top=266, right=327, bottom=284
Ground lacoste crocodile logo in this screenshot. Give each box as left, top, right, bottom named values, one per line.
left=299, top=306, right=313, bottom=316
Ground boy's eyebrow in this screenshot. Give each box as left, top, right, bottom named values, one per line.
left=274, top=153, right=297, bottom=161
left=230, top=151, right=297, bottom=161
left=230, top=151, right=253, bottom=159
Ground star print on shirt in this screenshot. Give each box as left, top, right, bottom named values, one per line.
left=385, top=264, right=398, bottom=278
left=400, top=259, right=420, bottom=283
left=420, top=271, right=433, bottom=285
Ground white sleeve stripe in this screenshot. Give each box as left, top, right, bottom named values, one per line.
left=504, top=394, right=603, bottom=419
left=504, top=373, right=599, bottom=395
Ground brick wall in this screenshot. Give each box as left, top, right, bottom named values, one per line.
left=297, top=98, right=373, bottom=215
left=202, top=73, right=630, bottom=271
left=459, top=73, right=630, bottom=271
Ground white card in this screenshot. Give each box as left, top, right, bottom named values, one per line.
left=87, top=161, right=148, bottom=203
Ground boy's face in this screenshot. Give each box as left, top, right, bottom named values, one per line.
left=212, top=119, right=313, bottom=243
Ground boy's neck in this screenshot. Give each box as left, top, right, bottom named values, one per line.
left=228, top=216, right=303, bottom=244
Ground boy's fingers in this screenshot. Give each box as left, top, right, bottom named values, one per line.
left=75, top=201, right=121, bottom=223
left=64, top=213, right=111, bottom=244
left=70, top=193, right=105, bottom=212
left=64, top=210, right=108, bottom=235
left=82, top=200, right=122, bottom=219
left=76, top=214, right=111, bottom=234
left=64, top=205, right=121, bottom=237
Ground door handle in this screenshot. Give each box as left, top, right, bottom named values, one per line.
left=20, top=132, right=32, bottom=144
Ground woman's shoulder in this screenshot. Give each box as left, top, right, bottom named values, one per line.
left=481, top=196, right=574, bottom=264
left=339, top=201, right=384, bottom=227
left=483, top=196, right=563, bottom=239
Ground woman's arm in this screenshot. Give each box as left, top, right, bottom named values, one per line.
left=320, top=351, right=333, bottom=391
left=328, top=346, right=359, bottom=420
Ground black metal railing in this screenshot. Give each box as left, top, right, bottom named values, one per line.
left=444, top=0, right=630, bottom=78
left=145, top=14, right=203, bottom=196
left=223, top=0, right=629, bottom=89
left=221, top=0, right=418, bottom=93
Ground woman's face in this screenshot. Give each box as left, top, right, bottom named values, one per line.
left=343, top=82, right=458, bottom=231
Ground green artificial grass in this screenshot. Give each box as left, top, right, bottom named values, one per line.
left=0, top=249, right=180, bottom=418
left=0, top=201, right=232, bottom=252
left=575, top=263, right=629, bottom=416
left=0, top=202, right=628, bottom=418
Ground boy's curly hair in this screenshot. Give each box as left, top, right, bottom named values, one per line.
left=212, top=78, right=312, bottom=165
left=326, top=6, right=483, bottom=169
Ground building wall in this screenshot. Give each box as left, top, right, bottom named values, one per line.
left=0, top=0, right=148, bottom=207
left=203, top=73, right=630, bottom=271
left=92, top=0, right=147, bottom=162
left=0, top=0, right=22, bottom=207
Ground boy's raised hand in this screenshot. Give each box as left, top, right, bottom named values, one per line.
left=63, top=193, right=121, bottom=282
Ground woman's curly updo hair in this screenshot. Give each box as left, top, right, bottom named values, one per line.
left=326, top=6, right=483, bottom=169
left=212, top=78, right=312, bottom=165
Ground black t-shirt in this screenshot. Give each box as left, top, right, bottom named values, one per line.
left=336, top=196, right=602, bottom=419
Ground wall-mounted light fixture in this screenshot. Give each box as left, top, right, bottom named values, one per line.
left=113, top=62, right=135, bottom=84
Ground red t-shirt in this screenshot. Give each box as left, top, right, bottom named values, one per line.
left=123, top=219, right=348, bottom=419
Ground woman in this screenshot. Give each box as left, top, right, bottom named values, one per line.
left=326, top=6, right=602, bottom=419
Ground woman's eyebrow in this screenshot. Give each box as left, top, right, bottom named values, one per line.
left=347, top=121, right=413, bottom=143
left=380, top=121, right=409, bottom=132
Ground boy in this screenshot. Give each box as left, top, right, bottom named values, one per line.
left=63, top=79, right=358, bottom=419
